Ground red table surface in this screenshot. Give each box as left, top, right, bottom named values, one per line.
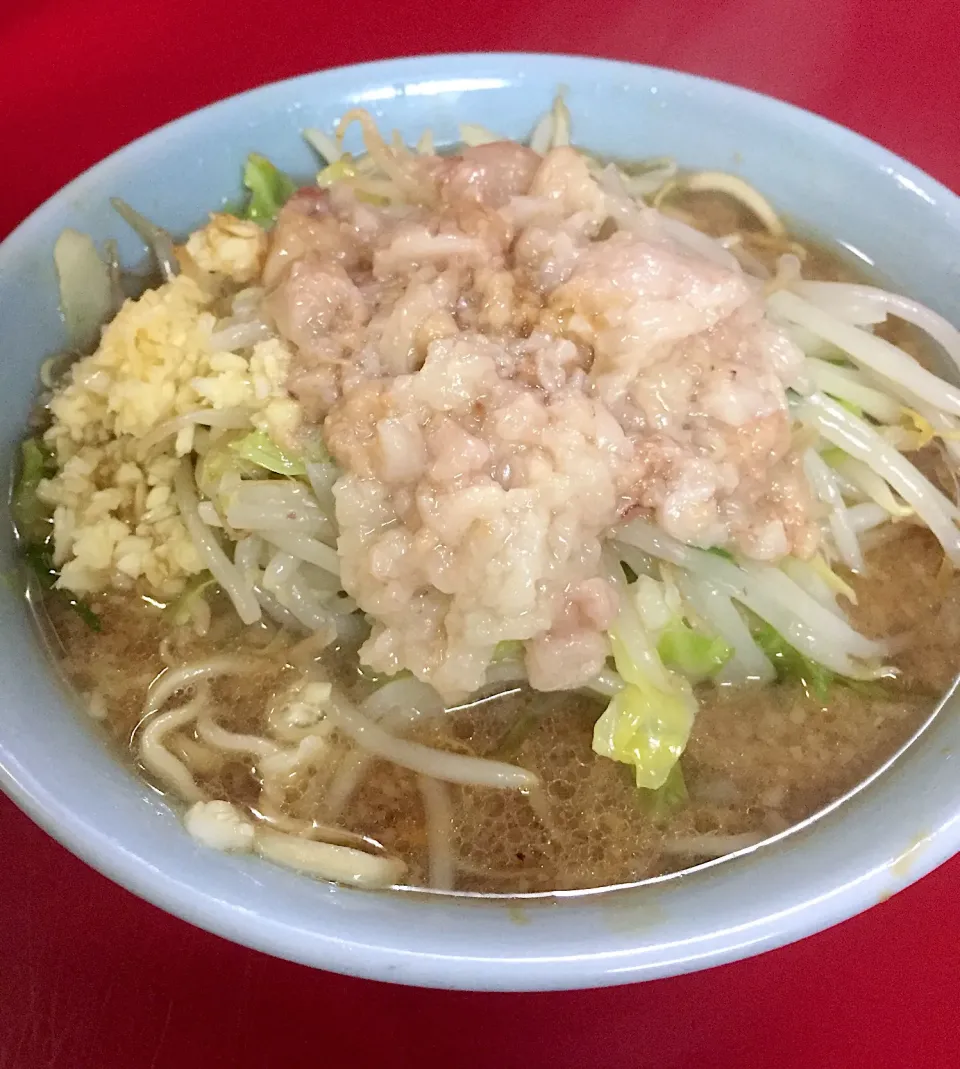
left=3, top=2, right=960, bottom=1066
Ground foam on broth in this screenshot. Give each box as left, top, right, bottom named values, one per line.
left=44, top=523, right=958, bottom=893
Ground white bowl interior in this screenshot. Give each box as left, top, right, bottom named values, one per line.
left=1, top=53, right=959, bottom=991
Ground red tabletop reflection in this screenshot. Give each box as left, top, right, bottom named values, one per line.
left=2, top=1, right=959, bottom=1066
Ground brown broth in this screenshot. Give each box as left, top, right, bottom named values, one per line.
left=44, top=525, right=958, bottom=894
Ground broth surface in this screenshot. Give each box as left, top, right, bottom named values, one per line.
left=44, top=523, right=958, bottom=893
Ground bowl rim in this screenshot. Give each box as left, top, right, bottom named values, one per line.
left=4, top=50, right=958, bottom=253
left=2, top=51, right=960, bottom=991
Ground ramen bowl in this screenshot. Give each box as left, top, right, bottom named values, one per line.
left=1, top=53, right=959, bottom=991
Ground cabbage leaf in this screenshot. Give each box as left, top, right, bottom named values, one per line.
left=228, top=429, right=307, bottom=477
left=750, top=615, right=895, bottom=703
left=632, top=571, right=731, bottom=682
left=13, top=438, right=55, bottom=543
left=492, top=639, right=524, bottom=663
left=22, top=542, right=101, bottom=632
left=637, top=762, right=688, bottom=822
left=656, top=620, right=732, bottom=682
left=241, top=154, right=296, bottom=225
left=751, top=618, right=835, bottom=702
left=317, top=157, right=357, bottom=188
left=164, top=572, right=216, bottom=627
left=592, top=621, right=696, bottom=790
left=13, top=438, right=100, bottom=630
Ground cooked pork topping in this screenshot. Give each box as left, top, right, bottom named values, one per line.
left=261, top=144, right=813, bottom=697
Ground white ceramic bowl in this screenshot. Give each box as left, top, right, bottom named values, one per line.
left=1, top=54, right=959, bottom=992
